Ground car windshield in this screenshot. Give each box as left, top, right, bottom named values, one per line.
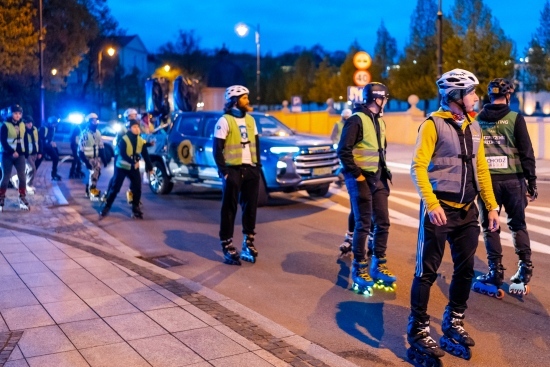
left=255, top=115, right=294, bottom=137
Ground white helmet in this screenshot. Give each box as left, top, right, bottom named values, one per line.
left=436, top=69, right=479, bottom=99
left=224, top=85, right=249, bottom=102
left=123, top=108, right=138, bottom=120
left=85, top=113, right=98, bottom=122
left=341, top=108, right=352, bottom=118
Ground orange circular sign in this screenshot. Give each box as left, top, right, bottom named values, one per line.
left=353, top=70, right=371, bottom=87
left=353, top=51, right=372, bottom=70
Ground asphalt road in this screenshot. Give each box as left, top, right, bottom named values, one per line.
left=58, top=161, right=550, bottom=367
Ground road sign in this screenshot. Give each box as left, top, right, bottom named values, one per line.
left=347, top=86, right=364, bottom=103
left=291, top=95, right=302, bottom=112
left=353, top=51, right=372, bottom=70
left=353, top=70, right=371, bottom=87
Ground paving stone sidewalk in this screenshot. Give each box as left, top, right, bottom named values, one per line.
left=0, top=162, right=358, bottom=367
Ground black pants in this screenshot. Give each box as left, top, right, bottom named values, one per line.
left=478, top=178, right=531, bottom=262
left=344, top=172, right=390, bottom=261
left=410, top=201, right=480, bottom=322
left=219, top=165, right=260, bottom=241
left=36, top=144, right=59, bottom=177
left=104, top=166, right=141, bottom=208
left=0, top=153, right=26, bottom=195
left=69, top=144, right=82, bottom=174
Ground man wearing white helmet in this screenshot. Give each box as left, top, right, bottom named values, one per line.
left=78, top=113, right=107, bottom=201
left=407, top=69, right=500, bottom=364
left=213, top=85, right=261, bottom=265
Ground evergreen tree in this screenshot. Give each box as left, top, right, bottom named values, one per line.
left=390, top=0, right=438, bottom=109
left=308, top=57, right=337, bottom=103
left=285, top=51, right=316, bottom=103
left=370, top=21, right=397, bottom=85
left=332, top=43, right=361, bottom=102
left=536, top=0, right=550, bottom=50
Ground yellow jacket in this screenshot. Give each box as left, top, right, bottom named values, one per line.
left=411, top=109, right=498, bottom=212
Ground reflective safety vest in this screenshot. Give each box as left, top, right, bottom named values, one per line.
left=334, top=121, right=344, bottom=143
left=352, top=112, right=385, bottom=173
left=478, top=111, right=522, bottom=175
left=80, top=130, right=102, bottom=158
left=223, top=114, right=257, bottom=166
left=27, top=127, right=39, bottom=154
left=0, top=121, right=26, bottom=153
left=116, top=135, right=145, bottom=170
left=428, top=116, right=481, bottom=194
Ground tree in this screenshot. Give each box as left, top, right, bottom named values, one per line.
left=308, top=57, right=337, bottom=103
left=370, top=21, right=398, bottom=85
left=331, top=43, right=361, bottom=101
left=443, top=0, right=514, bottom=99
left=157, top=30, right=208, bottom=77
left=390, top=0, right=438, bottom=109
left=527, top=0, right=550, bottom=91
left=536, top=0, right=550, bottom=50
left=285, top=51, right=316, bottom=103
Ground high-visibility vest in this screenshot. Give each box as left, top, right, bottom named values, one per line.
left=478, top=111, right=523, bottom=175
left=428, top=115, right=481, bottom=194
left=116, top=134, right=145, bottom=170
left=27, top=127, right=39, bottom=154
left=351, top=112, right=386, bottom=173
left=80, top=129, right=102, bottom=158
left=0, top=121, right=26, bottom=153
left=334, top=120, right=344, bottom=143
left=223, top=114, right=257, bottom=165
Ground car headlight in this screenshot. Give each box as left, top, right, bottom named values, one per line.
left=270, top=146, right=299, bottom=154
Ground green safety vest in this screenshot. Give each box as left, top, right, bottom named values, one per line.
left=116, top=135, right=145, bottom=170
left=334, top=121, right=344, bottom=143
left=80, top=130, right=102, bottom=158
left=0, top=121, right=26, bottom=153
left=27, top=127, right=39, bottom=154
left=478, top=111, right=522, bottom=175
left=223, top=114, right=257, bottom=166
left=352, top=112, right=386, bottom=173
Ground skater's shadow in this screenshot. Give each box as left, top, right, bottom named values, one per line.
left=164, top=229, right=223, bottom=263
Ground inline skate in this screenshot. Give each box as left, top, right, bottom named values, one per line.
left=131, top=205, right=144, bottom=219
left=89, top=187, right=102, bottom=202
left=99, top=203, right=110, bottom=219
left=221, top=239, right=241, bottom=265
left=338, top=231, right=353, bottom=257
left=440, top=307, right=474, bottom=360
left=351, top=259, right=374, bottom=296
left=509, top=260, right=533, bottom=297
left=472, top=260, right=505, bottom=299
left=407, top=317, right=445, bottom=367
left=370, top=255, right=396, bottom=291
left=0, top=196, right=4, bottom=212
left=126, top=190, right=133, bottom=205
left=240, top=234, right=258, bottom=263
left=19, top=195, right=30, bottom=211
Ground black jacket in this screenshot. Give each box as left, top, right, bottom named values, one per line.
left=477, top=103, right=536, bottom=183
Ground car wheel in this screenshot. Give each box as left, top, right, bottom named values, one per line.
left=306, top=183, right=330, bottom=197
left=149, top=160, right=173, bottom=195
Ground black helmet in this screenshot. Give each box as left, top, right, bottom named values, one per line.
left=9, top=104, right=23, bottom=115
left=363, top=82, right=389, bottom=104
left=488, top=78, right=514, bottom=97
left=23, top=115, right=34, bottom=124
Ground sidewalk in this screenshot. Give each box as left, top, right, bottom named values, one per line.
left=0, top=163, right=358, bottom=367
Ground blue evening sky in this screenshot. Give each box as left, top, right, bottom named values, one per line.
left=108, top=0, right=546, bottom=57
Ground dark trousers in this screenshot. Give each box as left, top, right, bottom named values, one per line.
left=104, top=166, right=141, bottom=208
left=410, top=201, right=480, bottom=322
left=69, top=144, right=82, bottom=174
left=36, top=144, right=59, bottom=176
left=344, top=172, right=390, bottom=261
left=478, top=178, right=531, bottom=262
left=219, top=165, right=260, bottom=241
left=0, top=153, right=26, bottom=195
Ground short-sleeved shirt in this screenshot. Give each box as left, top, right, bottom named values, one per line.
left=214, top=115, right=258, bottom=165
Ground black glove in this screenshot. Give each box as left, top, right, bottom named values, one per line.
left=527, top=179, right=538, bottom=200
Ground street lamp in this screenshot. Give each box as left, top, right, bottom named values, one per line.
left=51, top=69, right=57, bottom=76
left=97, top=46, right=116, bottom=119
left=39, top=0, right=45, bottom=126
left=235, top=22, right=261, bottom=107
left=164, top=64, right=171, bottom=73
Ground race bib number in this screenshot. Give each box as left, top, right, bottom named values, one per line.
left=486, top=155, right=508, bottom=169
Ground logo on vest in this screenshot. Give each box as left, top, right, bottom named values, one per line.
left=486, top=155, right=508, bottom=169
left=483, top=135, right=505, bottom=145
left=496, top=119, right=509, bottom=125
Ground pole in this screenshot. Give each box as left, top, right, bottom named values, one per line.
left=437, top=0, right=443, bottom=78
left=522, top=61, right=526, bottom=113
left=98, top=50, right=102, bottom=119
left=39, top=0, right=45, bottom=126
left=255, top=24, right=261, bottom=107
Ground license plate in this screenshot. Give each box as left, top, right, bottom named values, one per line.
left=312, top=167, right=332, bottom=176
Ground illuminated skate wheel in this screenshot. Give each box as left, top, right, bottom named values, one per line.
left=373, top=280, right=396, bottom=292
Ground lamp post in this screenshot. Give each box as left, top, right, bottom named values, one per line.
left=38, top=0, right=45, bottom=126
left=97, top=47, right=116, bottom=119
left=437, top=0, right=443, bottom=78
left=235, top=23, right=261, bottom=107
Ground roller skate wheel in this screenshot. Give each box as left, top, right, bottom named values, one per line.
left=496, top=289, right=505, bottom=299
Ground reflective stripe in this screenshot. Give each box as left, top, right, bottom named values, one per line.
left=352, top=112, right=385, bottom=173
left=27, top=127, right=39, bottom=154
left=116, top=135, right=145, bottom=170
